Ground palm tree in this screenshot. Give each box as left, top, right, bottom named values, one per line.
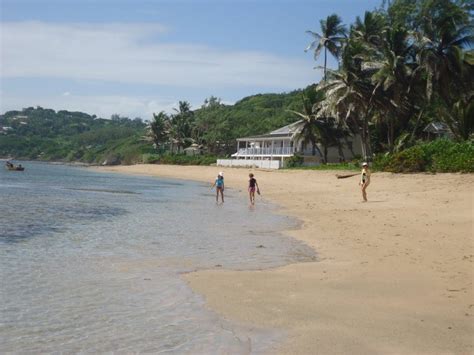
left=370, top=27, right=414, bottom=151
left=290, top=89, right=324, bottom=158
left=318, top=31, right=379, bottom=161
left=439, top=94, right=474, bottom=141
left=169, top=101, right=194, bottom=152
left=305, top=14, right=347, bottom=81
left=352, top=11, right=387, bottom=50
left=148, top=111, right=170, bottom=150
left=414, top=0, right=474, bottom=105
left=290, top=88, right=348, bottom=163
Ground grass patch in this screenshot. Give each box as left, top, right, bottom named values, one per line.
left=142, top=153, right=217, bottom=166
left=286, top=162, right=360, bottom=171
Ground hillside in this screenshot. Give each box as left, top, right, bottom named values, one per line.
left=0, top=88, right=308, bottom=163
left=0, top=107, right=152, bottom=164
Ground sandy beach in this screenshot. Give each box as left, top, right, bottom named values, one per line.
left=98, top=164, right=473, bottom=354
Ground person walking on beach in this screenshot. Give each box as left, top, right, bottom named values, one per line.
left=359, top=162, right=371, bottom=202
left=248, top=173, right=260, bottom=205
left=211, top=172, right=225, bottom=204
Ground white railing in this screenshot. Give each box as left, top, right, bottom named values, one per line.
left=233, top=147, right=295, bottom=156
left=217, top=159, right=281, bottom=169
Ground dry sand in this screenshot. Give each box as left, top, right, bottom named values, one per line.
left=98, top=164, right=473, bottom=354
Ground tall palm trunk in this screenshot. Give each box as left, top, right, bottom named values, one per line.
left=361, top=109, right=372, bottom=162
left=387, top=116, right=395, bottom=152
left=324, top=47, right=327, bottom=82
left=337, top=142, right=345, bottom=162
left=311, top=138, right=323, bottom=158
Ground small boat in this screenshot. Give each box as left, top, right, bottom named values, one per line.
left=5, top=162, right=25, bottom=171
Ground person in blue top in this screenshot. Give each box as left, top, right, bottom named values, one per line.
left=211, top=171, right=225, bottom=204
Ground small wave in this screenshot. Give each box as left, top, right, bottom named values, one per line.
left=65, top=188, right=139, bottom=195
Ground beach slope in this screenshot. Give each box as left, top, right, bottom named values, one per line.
left=98, top=164, right=473, bottom=354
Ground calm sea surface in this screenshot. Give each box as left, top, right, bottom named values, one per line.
left=0, top=162, right=316, bottom=353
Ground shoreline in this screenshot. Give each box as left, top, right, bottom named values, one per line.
left=96, top=164, right=473, bottom=354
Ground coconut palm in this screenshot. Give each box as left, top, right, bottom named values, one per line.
left=318, top=32, right=379, bottom=161
left=148, top=111, right=170, bottom=149
left=439, top=94, right=474, bottom=141
left=169, top=101, right=194, bottom=152
left=290, top=89, right=325, bottom=158
left=414, top=0, right=474, bottom=105
left=370, top=27, right=414, bottom=151
left=290, top=88, right=349, bottom=162
left=352, top=11, right=387, bottom=51
left=305, top=14, right=347, bottom=81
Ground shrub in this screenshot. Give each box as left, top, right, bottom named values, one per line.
left=142, top=153, right=217, bottom=166
left=142, top=153, right=161, bottom=164
left=375, top=139, right=474, bottom=173
left=430, top=140, right=474, bottom=172
left=384, top=145, right=427, bottom=172
left=285, top=154, right=304, bottom=168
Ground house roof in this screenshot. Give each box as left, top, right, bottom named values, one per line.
left=237, top=120, right=304, bottom=141
left=423, top=122, right=450, bottom=133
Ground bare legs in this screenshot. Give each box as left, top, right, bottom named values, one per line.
left=361, top=182, right=370, bottom=202
left=249, top=190, right=255, bottom=205
left=216, top=187, right=224, bottom=203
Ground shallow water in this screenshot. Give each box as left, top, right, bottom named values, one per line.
left=0, top=162, right=316, bottom=353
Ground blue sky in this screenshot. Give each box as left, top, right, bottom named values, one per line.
left=1, top=0, right=381, bottom=119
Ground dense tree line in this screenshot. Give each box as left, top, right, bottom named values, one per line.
left=0, top=107, right=151, bottom=163
left=301, top=0, right=473, bottom=161
left=149, top=0, right=472, bottom=163
left=148, top=90, right=304, bottom=155
left=2, top=0, right=472, bottom=168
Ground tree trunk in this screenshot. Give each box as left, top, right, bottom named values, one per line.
left=311, top=139, right=323, bottom=159
left=337, top=142, right=345, bottom=162
left=324, top=47, right=327, bottom=82
left=362, top=108, right=372, bottom=161
left=323, top=145, right=328, bottom=164
left=387, top=116, right=395, bottom=152
left=344, top=136, right=355, bottom=156
left=409, top=109, right=424, bottom=144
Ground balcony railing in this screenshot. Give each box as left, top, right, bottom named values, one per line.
left=233, top=147, right=295, bottom=156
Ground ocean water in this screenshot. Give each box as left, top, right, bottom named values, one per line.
left=0, top=162, right=316, bottom=353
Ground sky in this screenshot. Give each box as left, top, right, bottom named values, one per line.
left=1, top=0, right=381, bottom=120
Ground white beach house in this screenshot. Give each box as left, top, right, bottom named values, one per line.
left=217, top=120, right=363, bottom=169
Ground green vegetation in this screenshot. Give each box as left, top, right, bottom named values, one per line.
left=373, top=140, right=474, bottom=173
left=293, top=0, right=473, bottom=171
left=1, top=0, right=472, bottom=172
left=143, top=153, right=218, bottom=166
left=0, top=107, right=153, bottom=164
left=148, top=91, right=304, bottom=156
left=289, top=163, right=361, bottom=171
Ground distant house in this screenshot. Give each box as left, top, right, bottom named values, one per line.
left=184, top=144, right=204, bottom=156
left=0, top=126, right=13, bottom=134
left=12, top=115, right=28, bottom=120
left=217, top=120, right=362, bottom=169
left=423, top=122, right=453, bottom=140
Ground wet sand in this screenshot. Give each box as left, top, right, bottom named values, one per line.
left=97, top=164, right=473, bottom=354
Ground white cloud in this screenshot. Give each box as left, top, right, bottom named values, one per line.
left=0, top=21, right=315, bottom=89
left=1, top=92, right=181, bottom=120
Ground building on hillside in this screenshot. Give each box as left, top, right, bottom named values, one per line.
left=12, top=115, right=28, bottom=120
left=0, top=126, right=13, bottom=134
left=217, top=120, right=363, bottom=169
left=423, top=122, right=453, bottom=140
left=184, top=144, right=204, bottom=156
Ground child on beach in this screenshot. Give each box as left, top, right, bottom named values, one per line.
left=359, top=162, right=371, bottom=202
left=211, top=172, right=225, bottom=203
left=248, top=173, right=260, bottom=205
